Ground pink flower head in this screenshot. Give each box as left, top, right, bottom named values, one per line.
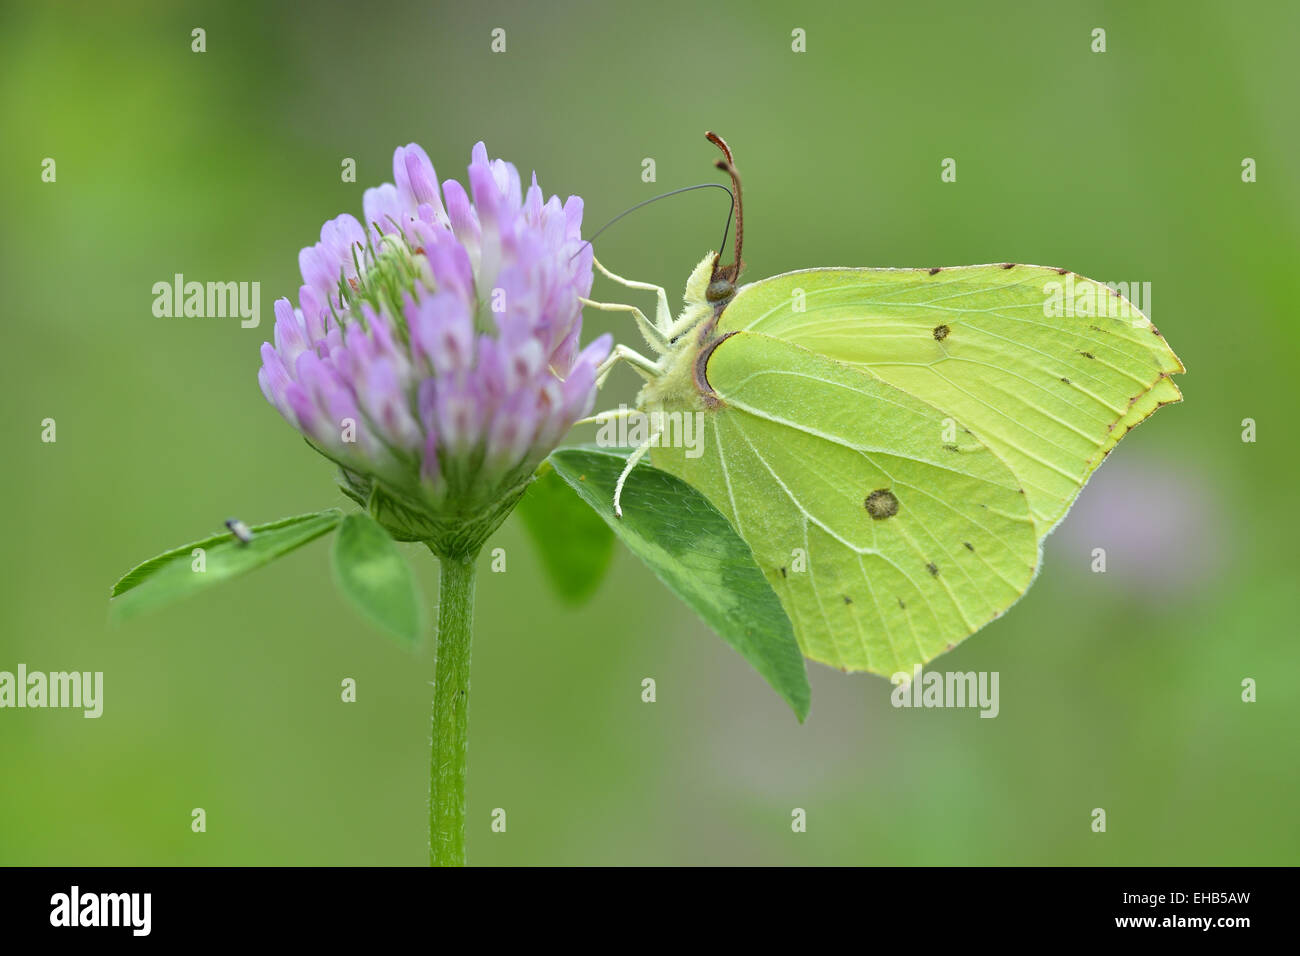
left=259, top=143, right=610, bottom=543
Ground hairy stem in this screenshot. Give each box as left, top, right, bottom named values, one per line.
left=429, top=550, right=477, bottom=866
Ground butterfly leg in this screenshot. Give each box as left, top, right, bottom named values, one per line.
left=595, top=343, right=662, bottom=388
left=593, top=257, right=673, bottom=335
left=613, top=425, right=662, bottom=518
left=581, top=294, right=669, bottom=355
left=573, top=405, right=641, bottom=427
left=663, top=308, right=710, bottom=343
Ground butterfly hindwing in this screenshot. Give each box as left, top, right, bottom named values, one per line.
left=650, top=331, right=1039, bottom=675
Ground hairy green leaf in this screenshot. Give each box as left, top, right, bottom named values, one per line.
left=331, top=513, right=423, bottom=645
left=517, top=461, right=616, bottom=605
left=110, top=510, right=342, bottom=621
left=549, top=447, right=810, bottom=721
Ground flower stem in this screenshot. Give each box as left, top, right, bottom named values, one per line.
left=430, top=550, right=477, bottom=866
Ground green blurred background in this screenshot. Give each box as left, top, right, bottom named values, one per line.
left=2, top=0, right=1296, bottom=865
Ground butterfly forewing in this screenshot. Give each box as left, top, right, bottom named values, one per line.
left=716, top=265, right=1184, bottom=537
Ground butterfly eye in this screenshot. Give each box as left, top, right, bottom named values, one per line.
left=705, top=279, right=734, bottom=303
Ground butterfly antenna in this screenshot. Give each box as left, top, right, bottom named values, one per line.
left=705, top=131, right=743, bottom=284
left=570, top=183, right=734, bottom=261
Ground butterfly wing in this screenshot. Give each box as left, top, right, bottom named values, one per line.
left=650, top=331, right=1039, bottom=675
left=714, top=265, right=1184, bottom=537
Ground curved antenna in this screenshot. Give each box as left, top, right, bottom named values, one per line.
left=705, top=131, right=743, bottom=284
left=570, top=182, right=734, bottom=261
